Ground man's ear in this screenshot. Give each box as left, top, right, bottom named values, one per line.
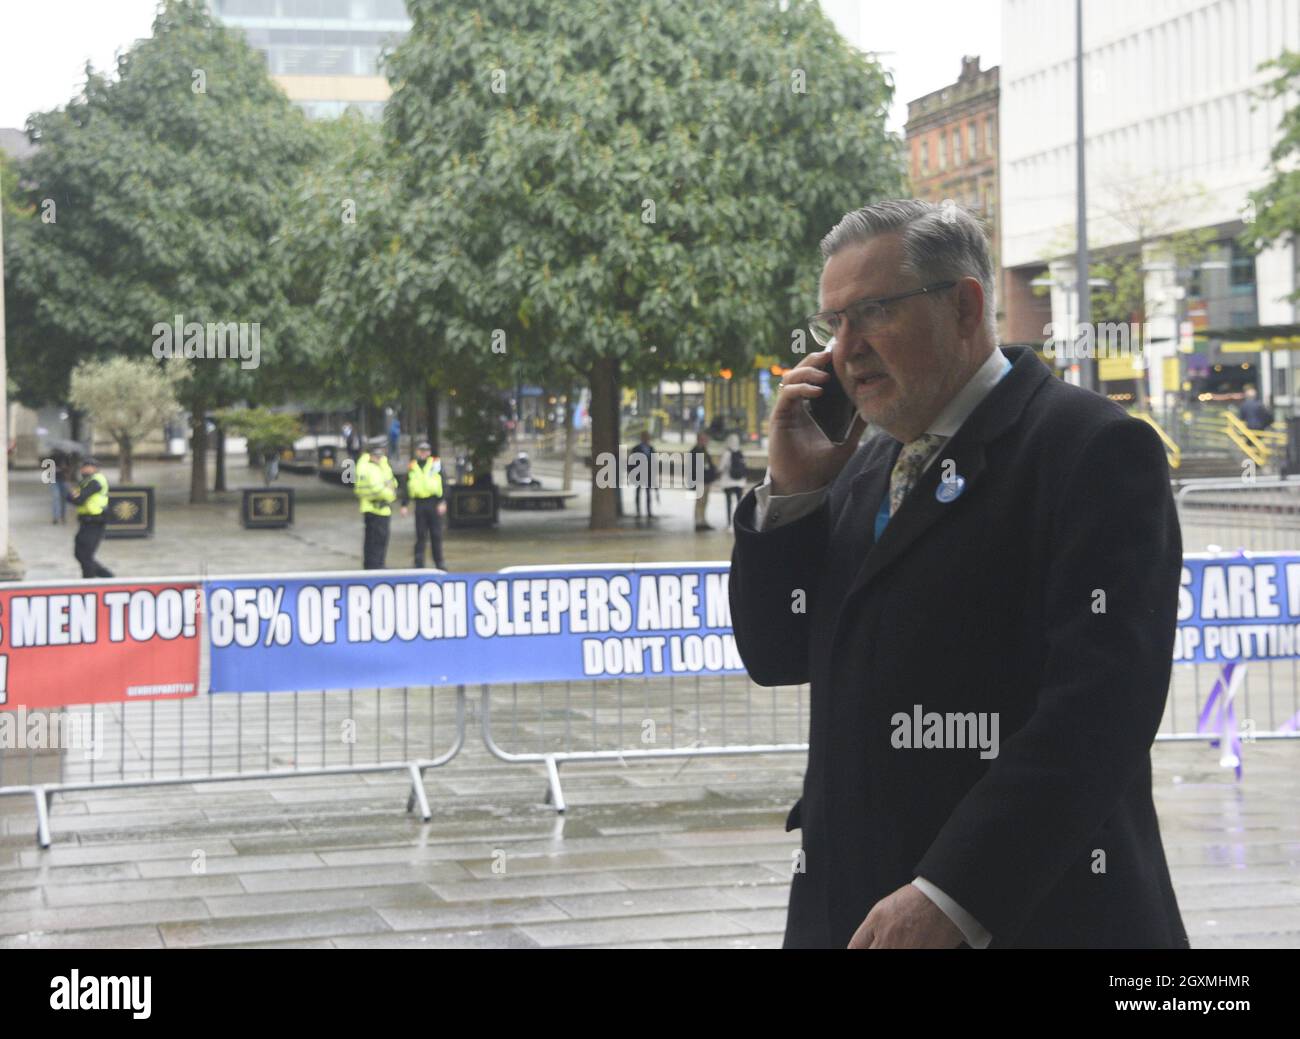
left=955, top=277, right=985, bottom=339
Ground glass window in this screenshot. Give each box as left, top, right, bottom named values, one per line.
left=968, top=120, right=977, bottom=159
left=352, top=0, right=412, bottom=17
left=281, top=0, right=354, bottom=17
left=952, top=129, right=961, bottom=166
left=938, top=135, right=947, bottom=170
left=1230, top=242, right=1254, bottom=288
left=358, top=45, right=384, bottom=75
left=985, top=118, right=994, bottom=155
left=215, top=0, right=277, bottom=15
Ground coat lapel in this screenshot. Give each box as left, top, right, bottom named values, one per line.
left=841, top=346, right=1051, bottom=603
left=834, top=436, right=901, bottom=554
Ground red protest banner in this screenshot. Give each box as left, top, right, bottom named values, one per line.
left=0, top=581, right=201, bottom=710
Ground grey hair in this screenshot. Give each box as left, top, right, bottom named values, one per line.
left=819, top=199, right=998, bottom=343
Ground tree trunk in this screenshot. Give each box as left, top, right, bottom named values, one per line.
left=118, top=434, right=133, bottom=484
left=589, top=356, right=621, bottom=529
left=213, top=419, right=227, bottom=492
left=189, top=406, right=208, bottom=504
left=562, top=387, right=575, bottom=492
left=425, top=386, right=441, bottom=455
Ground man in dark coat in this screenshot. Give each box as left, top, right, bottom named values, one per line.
left=729, top=199, right=1187, bottom=949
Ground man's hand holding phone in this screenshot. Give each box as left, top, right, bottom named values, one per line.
left=768, top=345, right=867, bottom=496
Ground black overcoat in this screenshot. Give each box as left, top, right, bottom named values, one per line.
left=729, top=346, right=1189, bottom=949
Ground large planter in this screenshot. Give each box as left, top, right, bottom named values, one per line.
left=446, top=480, right=499, bottom=529
left=241, top=487, right=294, bottom=529
left=103, top=485, right=155, bottom=539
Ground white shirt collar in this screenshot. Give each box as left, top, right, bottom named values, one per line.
left=924, top=348, right=1011, bottom=438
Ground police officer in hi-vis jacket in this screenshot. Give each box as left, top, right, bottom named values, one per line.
left=354, top=441, right=397, bottom=569
left=66, top=456, right=114, bottom=578
left=400, top=440, right=447, bottom=569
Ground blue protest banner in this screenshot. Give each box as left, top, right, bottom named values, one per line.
left=205, top=564, right=744, bottom=692
left=1175, top=552, right=1300, bottom=664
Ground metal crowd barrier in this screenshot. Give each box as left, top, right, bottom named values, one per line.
left=4, top=664, right=1292, bottom=845
left=477, top=674, right=808, bottom=812
left=0, top=685, right=466, bottom=848
left=1176, top=475, right=1300, bottom=553
left=3, top=544, right=1298, bottom=845
left=1171, top=477, right=1300, bottom=757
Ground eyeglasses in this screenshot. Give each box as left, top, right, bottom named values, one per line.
left=806, top=281, right=957, bottom=348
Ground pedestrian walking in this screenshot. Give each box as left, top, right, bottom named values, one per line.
left=718, top=432, right=748, bottom=528
left=1239, top=385, right=1273, bottom=431
left=689, top=431, right=718, bottom=531
left=49, top=447, right=71, bottom=525
left=628, top=430, right=657, bottom=519
left=342, top=421, right=361, bottom=463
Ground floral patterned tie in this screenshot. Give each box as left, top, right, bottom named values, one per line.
left=888, top=433, right=947, bottom=517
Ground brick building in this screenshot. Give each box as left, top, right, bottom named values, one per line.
left=904, top=56, right=1006, bottom=340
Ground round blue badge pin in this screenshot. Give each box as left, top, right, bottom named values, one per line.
left=936, top=475, right=966, bottom=503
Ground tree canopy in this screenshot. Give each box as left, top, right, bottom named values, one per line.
left=3, top=0, right=321, bottom=500
left=1243, top=49, right=1300, bottom=302
left=382, top=0, right=904, bottom=524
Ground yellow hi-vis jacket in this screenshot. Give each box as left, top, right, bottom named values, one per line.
left=406, top=457, right=443, bottom=499
left=75, top=472, right=110, bottom=517
left=354, top=454, right=397, bottom=516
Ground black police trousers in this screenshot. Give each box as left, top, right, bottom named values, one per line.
left=412, top=499, right=445, bottom=568
left=74, top=519, right=114, bottom=578
left=363, top=512, right=390, bottom=570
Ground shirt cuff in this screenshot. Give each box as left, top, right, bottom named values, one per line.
left=753, top=469, right=829, bottom=531
left=912, top=876, right=992, bottom=949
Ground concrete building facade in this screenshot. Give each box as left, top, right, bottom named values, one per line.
left=208, top=0, right=411, bottom=120
left=999, top=0, right=1300, bottom=407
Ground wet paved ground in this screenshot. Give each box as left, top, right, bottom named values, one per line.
left=14, top=448, right=738, bottom=579
left=2, top=452, right=1298, bottom=947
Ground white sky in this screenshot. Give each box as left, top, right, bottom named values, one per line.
left=0, top=0, right=1001, bottom=133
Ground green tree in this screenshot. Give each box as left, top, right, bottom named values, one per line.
left=445, top=379, right=513, bottom=480
left=275, top=113, right=457, bottom=451
left=1242, top=49, right=1300, bottom=300
left=217, top=406, right=303, bottom=484
left=3, top=0, right=320, bottom=502
left=67, top=356, right=185, bottom=483
left=1035, top=173, right=1216, bottom=406
left=383, top=0, right=903, bottom=527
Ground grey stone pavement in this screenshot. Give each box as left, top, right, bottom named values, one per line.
left=1, top=452, right=1298, bottom=948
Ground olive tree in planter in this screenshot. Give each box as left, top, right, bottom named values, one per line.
left=67, top=357, right=184, bottom=538
left=68, top=356, right=185, bottom=484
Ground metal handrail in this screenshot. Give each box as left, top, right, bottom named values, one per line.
left=1135, top=412, right=1182, bottom=469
